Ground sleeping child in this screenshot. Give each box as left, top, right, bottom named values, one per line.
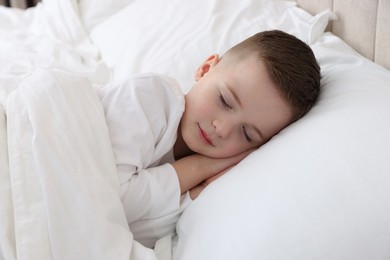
left=97, top=30, right=321, bottom=248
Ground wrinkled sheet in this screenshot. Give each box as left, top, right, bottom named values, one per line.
left=0, top=1, right=172, bottom=259
left=2, top=68, right=172, bottom=260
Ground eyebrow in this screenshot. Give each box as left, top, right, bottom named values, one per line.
left=226, top=86, right=266, bottom=141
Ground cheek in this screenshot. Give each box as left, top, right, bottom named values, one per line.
left=194, top=97, right=215, bottom=117
left=217, top=141, right=250, bottom=157
left=186, top=89, right=214, bottom=116
left=199, top=102, right=214, bottom=116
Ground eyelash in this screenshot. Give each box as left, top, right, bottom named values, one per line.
left=219, top=94, right=232, bottom=109
left=242, top=126, right=252, bottom=142
left=218, top=93, right=252, bottom=143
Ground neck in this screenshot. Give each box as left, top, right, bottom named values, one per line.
left=174, top=126, right=194, bottom=160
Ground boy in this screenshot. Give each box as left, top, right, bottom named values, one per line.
left=97, top=30, right=321, bottom=247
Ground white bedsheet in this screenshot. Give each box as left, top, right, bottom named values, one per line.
left=7, top=69, right=126, bottom=259
left=2, top=69, right=172, bottom=260
left=0, top=1, right=172, bottom=259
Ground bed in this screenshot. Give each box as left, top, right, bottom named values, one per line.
left=1, top=0, right=389, bottom=259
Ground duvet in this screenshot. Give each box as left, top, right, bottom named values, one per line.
left=0, top=0, right=172, bottom=258
left=0, top=69, right=171, bottom=260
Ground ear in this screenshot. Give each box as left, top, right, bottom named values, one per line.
left=194, top=54, right=220, bottom=81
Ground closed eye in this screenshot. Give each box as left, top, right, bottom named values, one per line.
left=219, top=94, right=232, bottom=109
left=242, top=126, right=252, bottom=142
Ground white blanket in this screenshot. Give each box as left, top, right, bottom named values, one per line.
left=0, top=0, right=173, bottom=258
left=1, top=69, right=172, bottom=260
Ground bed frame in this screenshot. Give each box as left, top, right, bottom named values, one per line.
left=297, top=0, right=390, bottom=70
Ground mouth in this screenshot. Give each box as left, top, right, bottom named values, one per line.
left=198, top=124, right=213, bottom=146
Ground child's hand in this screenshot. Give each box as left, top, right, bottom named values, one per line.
left=205, top=148, right=254, bottom=184
left=189, top=149, right=255, bottom=199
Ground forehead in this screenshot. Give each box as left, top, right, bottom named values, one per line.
left=218, top=56, right=276, bottom=99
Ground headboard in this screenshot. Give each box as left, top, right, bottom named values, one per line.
left=297, top=0, right=390, bottom=70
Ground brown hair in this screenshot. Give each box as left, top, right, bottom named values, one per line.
left=222, top=30, right=321, bottom=120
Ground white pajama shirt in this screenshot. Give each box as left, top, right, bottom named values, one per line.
left=97, top=73, right=191, bottom=248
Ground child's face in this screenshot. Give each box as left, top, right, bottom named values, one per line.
left=180, top=54, right=294, bottom=158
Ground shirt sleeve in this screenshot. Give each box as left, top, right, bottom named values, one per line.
left=97, top=74, right=188, bottom=246
left=120, top=162, right=193, bottom=248
left=120, top=163, right=181, bottom=223
left=128, top=191, right=192, bottom=248
left=120, top=163, right=193, bottom=248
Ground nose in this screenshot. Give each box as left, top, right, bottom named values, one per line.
left=213, top=118, right=234, bottom=139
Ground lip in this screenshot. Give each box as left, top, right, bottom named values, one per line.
left=198, top=124, right=214, bottom=146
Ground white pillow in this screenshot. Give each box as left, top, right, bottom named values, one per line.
left=78, top=0, right=135, bottom=33
left=173, top=33, right=390, bottom=259
left=89, top=0, right=333, bottom=93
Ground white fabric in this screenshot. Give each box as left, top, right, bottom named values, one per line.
left=0, top=1, right=110, bottom=259
left=89, top=0, right=333, bottom=93
left=0, top=1, right=106, bottom=83
left=97, top=74, right=187, bottom=248
left=0, top=102, right=15, bottom=260
left=5, top=69, right=170, bottom=260
left=78, top=0, right=136, bottom=33
left=4, top=0, right=389, bottom=258
left=0, top=1, right=173, bottom=259
left=173, top=33, right=390, bottom=259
